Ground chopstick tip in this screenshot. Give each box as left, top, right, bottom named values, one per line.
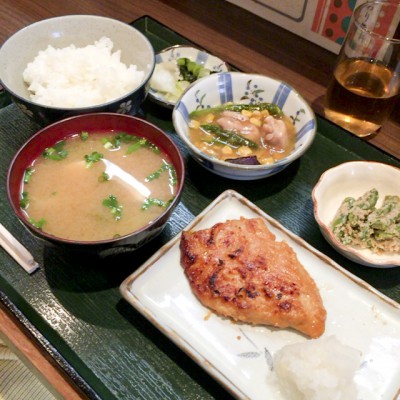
left=27, top=260, right=40, bottom=274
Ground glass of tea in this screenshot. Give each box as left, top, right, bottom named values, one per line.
left=324, top=0, right=400, bottom=137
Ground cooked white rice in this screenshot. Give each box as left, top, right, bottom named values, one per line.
left=273, top=336, right=361, bottom=400
left=22, top=37, right=145, bottom=108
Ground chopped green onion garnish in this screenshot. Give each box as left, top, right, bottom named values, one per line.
left=145, top=162, right=177, bottom=185
left=102, top=132, right=135, bottom=149
left=141, top=198, right=166, bottom=210
left=102, top=195, right=122, bottom=220
left=84, top=151, right=103, bottom=168
left=168, top=166, right=177, bottom=186
left=165, top=198, right=174, bottom=208
left=101, top=132, right=160, bottom=154
left=126, top=138, right=160, bottom=154
left=23, top=167, right=34, bottom=183
left=80, top=131, right=89, bottom=141
left=99, top=172, right=110, bottom=182
left=29, top=217, right=46, bottom=230
left=102, top=138, right=115, bottom=149
left=126, top=139, right=148, bottom=154
left=141, top=197, right=174, bottom=210
left=43, top=141, right=68, bottom=160
left=20, top=192, right=29, bottom=209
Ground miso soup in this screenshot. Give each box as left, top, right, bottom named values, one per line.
left=20, top=131, right=178, bottom=241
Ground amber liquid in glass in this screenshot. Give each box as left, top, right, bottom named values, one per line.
left=324, top=58, right=399, bottom=137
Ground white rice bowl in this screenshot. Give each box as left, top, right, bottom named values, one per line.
left=23, top=37, right=145, bottom=108
left=273, top=336, right=361, bottom=400
left=0, top=15, right=155, bottom=123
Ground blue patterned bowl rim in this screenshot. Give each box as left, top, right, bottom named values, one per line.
left=173, top=71, right=316, bottom=171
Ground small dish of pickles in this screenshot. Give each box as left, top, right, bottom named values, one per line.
left=148, top=45, right=230, bottom=109
left=312, top=161, right=400, bottom=268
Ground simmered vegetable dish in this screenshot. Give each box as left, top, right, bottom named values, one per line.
left=188, top=102, right=296, bottom=165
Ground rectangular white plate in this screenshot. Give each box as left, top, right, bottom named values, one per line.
left=120, top=190, right=400, bottom=400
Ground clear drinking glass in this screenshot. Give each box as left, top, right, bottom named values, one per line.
left=324, top=0, right=400, bottom=137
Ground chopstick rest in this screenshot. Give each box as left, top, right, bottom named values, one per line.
left=0, top=224, right=39, bottom=274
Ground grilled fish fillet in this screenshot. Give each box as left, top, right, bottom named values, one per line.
left=180, top=217, right=326, bottom=338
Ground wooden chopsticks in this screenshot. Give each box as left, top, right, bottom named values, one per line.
left=0, top=223, right=39, bottom=274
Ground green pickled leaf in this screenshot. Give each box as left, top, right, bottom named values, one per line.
left=177, top=57, right=213, bottom=83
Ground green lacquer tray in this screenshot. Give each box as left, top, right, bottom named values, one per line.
left=0, top=16, right=399, bottom=400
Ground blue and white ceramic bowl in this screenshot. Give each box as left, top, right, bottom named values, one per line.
left=149, top=45, right=230, bottom=109
left=0, top=15, right=155, bottom=125
left=172, top=72, right=317, bottom=180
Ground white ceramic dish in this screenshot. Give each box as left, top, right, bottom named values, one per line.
left=148, top=45, right=229, bottom=108
left=172, top=72, right=317, bottom=180
left=120, top=189, right=400, bottom=400
left=312, top=161, right=400, bottom=268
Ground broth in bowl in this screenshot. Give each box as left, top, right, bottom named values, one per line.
left=19, top=131, right=178, bottom=241
left=7, top=113, right=185, bottom=254
left=172, top=72, right=317, bottom=180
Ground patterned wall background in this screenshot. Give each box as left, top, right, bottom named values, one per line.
left=227, top=0, right=365, bottom=53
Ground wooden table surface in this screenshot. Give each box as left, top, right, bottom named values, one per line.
left=0, top=1, right=399, bottom=398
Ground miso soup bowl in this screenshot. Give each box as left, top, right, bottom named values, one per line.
left=6, top=113, right=185, bottom=255
left=0, top=15, right=155, bottom=125
left=172, top=72, right=317, bottom=180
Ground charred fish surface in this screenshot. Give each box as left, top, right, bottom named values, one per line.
left=180, top=217, right=326, bottom=338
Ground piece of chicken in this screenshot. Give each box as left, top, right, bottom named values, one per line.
left=261, top=115, right=289, bottom=150
left=216, top=111, right=261, bottom=143
left=180, top=217, right=326, bottom=338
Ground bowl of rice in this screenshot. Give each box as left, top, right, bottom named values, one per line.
left=0, top=15, right=155, bottom=125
